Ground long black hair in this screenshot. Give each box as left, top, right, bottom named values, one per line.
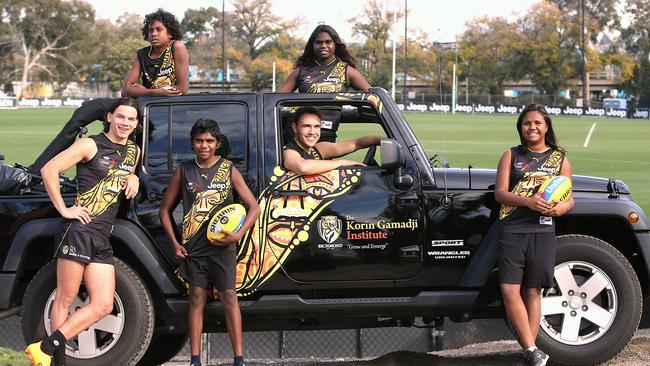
left=516, top=104, right=564, bottom=153
left=103, top=98, right=142, bottom=139
left=295, top=24, right=357, bottom=68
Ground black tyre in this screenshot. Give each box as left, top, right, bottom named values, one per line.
left=537, top=235, right=642, bottom=365
left=137, top=332, right=187, bottom=366
left=22, top=258, right=154, bottom=366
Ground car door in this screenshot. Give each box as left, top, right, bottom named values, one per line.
left=258, top=93, right=425, bottom=294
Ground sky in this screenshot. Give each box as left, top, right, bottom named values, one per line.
left=87, top=0, right=539, bottom=43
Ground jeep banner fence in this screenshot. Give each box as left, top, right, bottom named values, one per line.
left=398, top=102, right=650, bottom=119
left=1, top=97, right=649, bottom=119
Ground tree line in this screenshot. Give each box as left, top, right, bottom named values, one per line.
left=0, top=0, right=649, bottom=106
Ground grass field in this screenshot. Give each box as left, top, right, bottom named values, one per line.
left=1, top=108, right=648, bottom=213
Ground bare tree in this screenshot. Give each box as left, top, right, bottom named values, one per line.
left=1, top=0, right=93, bottom=98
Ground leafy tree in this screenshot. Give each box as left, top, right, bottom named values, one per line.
left=348, top=0, right=403, bottom=89
left=621, top=0, right=650, bottom=106
left=1, top=0, right=94, bottom=98
left=182, top=7, right=220, bottom=47
left=458, top=16, right=523, bottom=95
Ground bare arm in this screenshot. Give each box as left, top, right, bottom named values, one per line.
left=210, top=168, right=261, bottom=245
left=121, top=55, right=181, bottom=97
left=123, top=146, right=140, bottom=200
left=277, top=68, right=299, bottom=93
left=158, top=168, right=186, bottom=258
left=41, top=138, right=97, bottom=223
left=172, top=41, right=189, bottom=94
left=317, top=135, right=381, bottom=159
left=347, top=66, right=371, bottom=92
left=283, top=149, right=362, bottom=176
left=494, top=149, right=553, bottom=213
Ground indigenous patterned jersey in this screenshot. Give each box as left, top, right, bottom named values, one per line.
left=499, top=145, right=565, bottom=233
left=180, top=157, right=234, bottom=256
left=137, top=41, right=176, bottom=89
left=282, top=138, right=323, bottom=168
left=75, top=134, right=137, bottom=230
left=297, top=59, right=349, bottom=93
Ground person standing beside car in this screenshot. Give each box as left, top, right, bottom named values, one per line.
left=494, top=104, right=574, bottom=366
left=277, top=24, right=371, bottom=142
left=25, top=98, right=142, bottom=366
left=159, top=118, right=260, bottom=366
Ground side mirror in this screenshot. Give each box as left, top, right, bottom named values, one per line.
left=380, top=139, right=413, bottom=189
left=380, top=139, right=405, bottom=171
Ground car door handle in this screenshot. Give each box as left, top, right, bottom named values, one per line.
left=272, top=189, right=308, bottom=198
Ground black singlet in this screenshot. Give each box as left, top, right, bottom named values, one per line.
left=137, top=41, right=177, bottom=89
left=499, top=145, right=565, bottom=233
left=180, top=157, right=234, bottom=256
left=74, top=134, right=137, bottom=231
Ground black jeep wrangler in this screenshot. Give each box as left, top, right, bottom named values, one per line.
left=0, top=89, right=648, bottom=365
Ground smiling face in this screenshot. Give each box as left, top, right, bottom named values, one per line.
left=148, top=19, right=171, bottom=48
left=106, top=105, right=138, bottom=142
left=313, top=31, right=336, bottom=62
left=520, top=111, right=548, bottom=147
left=292, top=113, right=321, bottom=149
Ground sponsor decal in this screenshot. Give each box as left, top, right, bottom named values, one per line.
left=633, top=109, right=649, bottom=119
left=606, top=109, right=627, bottom=118
left=207, top=182, right=227, bottom=190
left=99, top=156, right=115, bottom=169
left=431, top=239, right=464, bottom=246
left=118, top=162, right=133, bottom=172
left=546, top=107, right=562, bottom=115
left=455, top=104, right=473, bottom=113
left=497, top=105, right=518, bottom=114
left=514, top=162, right=528, bottom=171
left=321, top=120, right=334, bottom=129
left=584, top=107, right=605, bottom=117
left=186, top=182, right=200, bottom=193
left=563, top=106, right=583, bottom=116
left=62, top=245, right=69, bottom=255
left=427, top=250, right=471, bottom=259
left=318, top=215, right=342, bottom=243
left=0, top=99, right=14, bottom=107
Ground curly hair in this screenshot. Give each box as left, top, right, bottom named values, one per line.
left=295, top=24, right=357, bottom=68
left=141, top=9, right=182, bottom=41
left=516, top=104, right=565, bottom=153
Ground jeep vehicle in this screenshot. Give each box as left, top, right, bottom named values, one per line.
left=0, top=89, right=648, bottom=365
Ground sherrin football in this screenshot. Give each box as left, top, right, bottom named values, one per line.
left=539, top=175, right=572, bottom=203
left=207, top=203, right=246, bottom=241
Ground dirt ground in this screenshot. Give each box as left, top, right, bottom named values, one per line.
left=179, top=329, right=650, bottom=366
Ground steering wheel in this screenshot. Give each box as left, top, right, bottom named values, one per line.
left=362, top=145, right=378, bottom=166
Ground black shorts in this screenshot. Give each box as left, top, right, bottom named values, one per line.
left=179, top=246, right=236, bottom=291
left=55, top=222, right=113, bottom=265
left=497, top=231, right=557, bottom=288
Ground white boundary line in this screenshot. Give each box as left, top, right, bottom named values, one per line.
left=583, top=123, right=597, bottom=148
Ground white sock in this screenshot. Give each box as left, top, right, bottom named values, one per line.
left=526, top=346, right=537, bottom=352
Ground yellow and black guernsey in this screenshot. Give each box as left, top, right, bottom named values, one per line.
left=137, top=41, right=177, bottom=89
left=499, top=145, right=565, bottom=233
left=75, top=133, right=137, bottom=230
left=297, top=58, right=348, bottom=94
left=180, top=157, right=234, bottom=256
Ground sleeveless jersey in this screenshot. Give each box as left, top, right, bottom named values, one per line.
left=74, top=134, right=137, bottom=231
left=499, top=145, right=565, bottom=233
left=297, top=59, right=349, bottom=93
left=137, top=41, right=177, bottom=89
left=297, top=59, right=348, bottom=141
left=180, top=157, right=234, bottom=256
left=282, top=138, right=323, bottom=167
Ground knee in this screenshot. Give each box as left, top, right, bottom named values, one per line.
left=54, top=289, right=78, bottom=309
left=220, top=290, right=238, bottom=308
left=93, top=299, right=114, bottom=318
left=189, top=290, right=207, bottom=309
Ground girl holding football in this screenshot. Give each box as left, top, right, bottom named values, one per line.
left=494, top=104, right=574, bottom=366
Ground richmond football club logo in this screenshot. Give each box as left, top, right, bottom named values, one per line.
left=318, top=215, right=342, bottom=243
